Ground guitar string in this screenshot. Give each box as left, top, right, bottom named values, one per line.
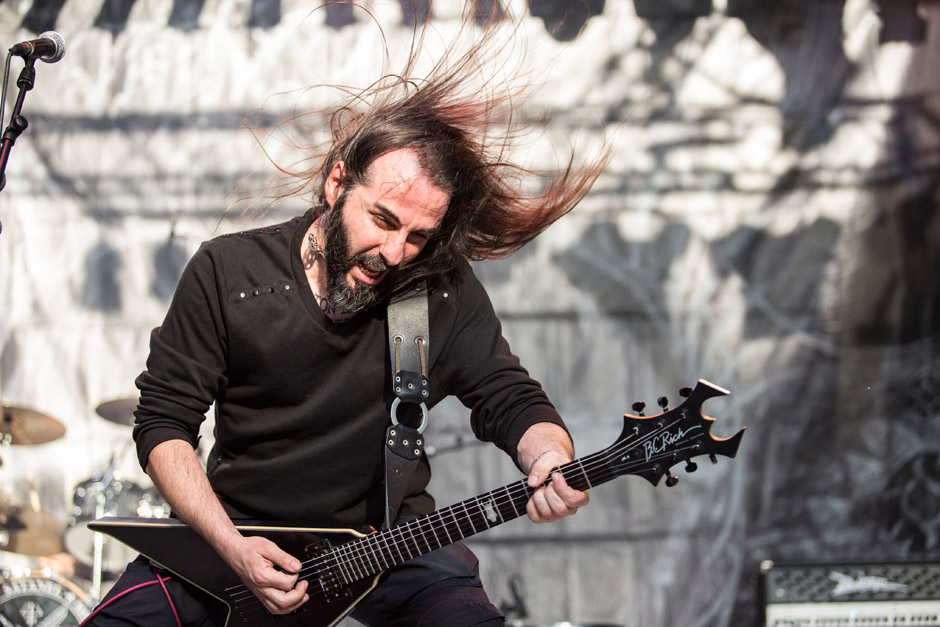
left=227, top=414, right=702, bottom=616
left=232, top=438, right=699, bottom=621
left=228, top=414, right=696, bottom=616
left=229, top=426, right=697, bottom=619
left=314, top=412, right=698, bottom=578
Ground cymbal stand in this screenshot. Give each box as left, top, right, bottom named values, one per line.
left=87, top=446, right=127, bottom=601
left=92, top=491, right=105, bottom=600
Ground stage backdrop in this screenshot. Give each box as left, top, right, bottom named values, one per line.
left=1, top=1, right=938, bottom=625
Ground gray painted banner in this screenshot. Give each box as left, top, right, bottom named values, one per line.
left=0, top=1, right=937, bottom=625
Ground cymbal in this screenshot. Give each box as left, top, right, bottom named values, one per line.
left=95, top=398, right=138, bottom=426
left=0, top=501, right=66, bottom=556
left=1, top=405, right=66, bottom=445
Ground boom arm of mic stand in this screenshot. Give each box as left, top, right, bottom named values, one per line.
left=0, top=59, right=37, bottom=194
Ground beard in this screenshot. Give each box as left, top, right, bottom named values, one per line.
left=320, top=192, right=398, bottom=313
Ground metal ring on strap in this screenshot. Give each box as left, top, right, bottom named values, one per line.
left=389, top=397, right=429, bottom=434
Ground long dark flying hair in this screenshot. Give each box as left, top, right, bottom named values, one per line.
left=244, top=2, right=610, bottom=293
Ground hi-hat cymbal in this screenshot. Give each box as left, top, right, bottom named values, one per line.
left=1, top=405, right=66, bottom=445
left=95, top=398, right=138, bottom=426
left=0, top=500, right=66, bottom=556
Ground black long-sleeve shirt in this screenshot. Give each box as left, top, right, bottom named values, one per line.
left=132, top=214, right=565, bottom=528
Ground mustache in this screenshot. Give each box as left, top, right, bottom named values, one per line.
left=346, top=252, right=391, bottom=273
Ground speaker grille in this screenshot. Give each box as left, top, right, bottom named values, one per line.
left=762, top=561, right=940, bottom=603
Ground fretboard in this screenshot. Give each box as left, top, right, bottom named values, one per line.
left=325, top=448, right=620, bottom=584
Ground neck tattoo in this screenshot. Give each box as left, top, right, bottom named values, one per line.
left=307, top=232, right=322, bottom=257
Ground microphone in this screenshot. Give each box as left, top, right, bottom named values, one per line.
left=8, top=31, right=66, bottom=64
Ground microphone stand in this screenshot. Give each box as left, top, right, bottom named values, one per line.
left=0, top=56, right=37, bottom=194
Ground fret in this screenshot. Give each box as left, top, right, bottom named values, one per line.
left=348, top=541, right=372, bottom=578
left=478, top=498, right=493, bottom=528
left=357, top=541, right=377, bottom=577
left=414, top=519, right=434, bottom=554
left=337, top=444, right=619, bottom=583
left=581, top=450, right=614, bottom=488
left=336, top=435, right=641, bottom=582
left=358, top=546, right=373, bottom=578
left=497, top=484, right=521, bottom=521
left=366, top=534, right=388, bottom=571
left=377, top=530, right=401, bottom=566
left=519, top=483, right=534, bottom=512
left=392, top=530, right=408, bottom=563
left=402, top=521, right=423, bottom=557
left=445, top=505, right=465, bottom=541
left=469, top=498, right=490, bottom=533
left=471, top=498, right=488, bottom=533
left=460, top=500, right=479, bottom=536
left=576, top=459, right=593, bottom=489
left=332, top=543, right=351, bottom=581
left=442, top=503, right=464, bottom=539
left=391, top=525, right=414, bottom=561
left=332, top=551, right=353, bottom=585
left=506, top=484, right=521, bottom=518
left=473, top=496, right=492, bottom=528
left=339, top=454, right=611, bottom=580
left=337, top=543, right=363, bottom=581
left=422, top=515, right=446, bottom=549
left=346, top=540, right=367, bottom=578
left=382, top=531, right=405, bottom=564
left=475, top=494, right=504, bottom=527
left=435, top=510, right=454, bottom=544
left=559, top=461, right=594, bottom=493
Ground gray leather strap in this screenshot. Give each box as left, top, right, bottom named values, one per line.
left=387, top=285, right=430, bottom=404
left=384, top=283, right=430, bottom=530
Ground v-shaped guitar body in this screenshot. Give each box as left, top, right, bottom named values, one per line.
left=89, top=518, right=381, bottom=627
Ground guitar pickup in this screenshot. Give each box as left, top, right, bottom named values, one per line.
left=305, top=537, right=351, bottom=604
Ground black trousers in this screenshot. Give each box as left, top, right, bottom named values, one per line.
left=82, top=542, right=503, bottom=627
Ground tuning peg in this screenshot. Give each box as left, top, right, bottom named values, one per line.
left=679, top=386, right=692, bottom=398
left=685, top=460, right=698, bottom=473
left=631, top=401, right=646, bottom=416
left=709, top=454, right=718, bottom=464
left=665, top=474, right=679, bottom=487
left=657, top=396, right=669, bottom=410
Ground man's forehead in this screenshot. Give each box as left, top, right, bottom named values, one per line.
left=363, top=149, right=426, bottom=185
left=359, top=149, right=449, bottom=218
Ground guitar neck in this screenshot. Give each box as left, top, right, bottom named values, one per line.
left=327, top=450, right=616, bottom=583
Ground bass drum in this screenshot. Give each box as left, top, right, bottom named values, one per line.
left=0, top=571, right=90, bottom=625
left=63, top=478, right=170, bottom=574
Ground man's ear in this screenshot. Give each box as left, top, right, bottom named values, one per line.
left=324, top=161, right=347, bottom=208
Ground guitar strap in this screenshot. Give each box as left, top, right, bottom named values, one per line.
left=383, top=283, right=430, bottom=531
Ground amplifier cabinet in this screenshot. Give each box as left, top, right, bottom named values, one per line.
left=761, top=559, right=940, bottom=626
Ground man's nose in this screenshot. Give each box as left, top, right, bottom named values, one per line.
left=379, top=232, right=407, bottom=267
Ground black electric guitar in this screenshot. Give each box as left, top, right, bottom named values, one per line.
left=89, top=379, right=744, bottom=627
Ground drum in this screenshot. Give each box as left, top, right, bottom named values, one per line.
left=63, top=478, right=169, bottom=573
left=0, top=571, right=90, bottom=625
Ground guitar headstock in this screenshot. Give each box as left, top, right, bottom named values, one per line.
left=609, top=380, right=745, bottom=486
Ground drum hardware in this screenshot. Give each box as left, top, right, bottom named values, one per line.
left=64, top=449, right=169, bottom=601
left=0, top=404, right=66, bottom=446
